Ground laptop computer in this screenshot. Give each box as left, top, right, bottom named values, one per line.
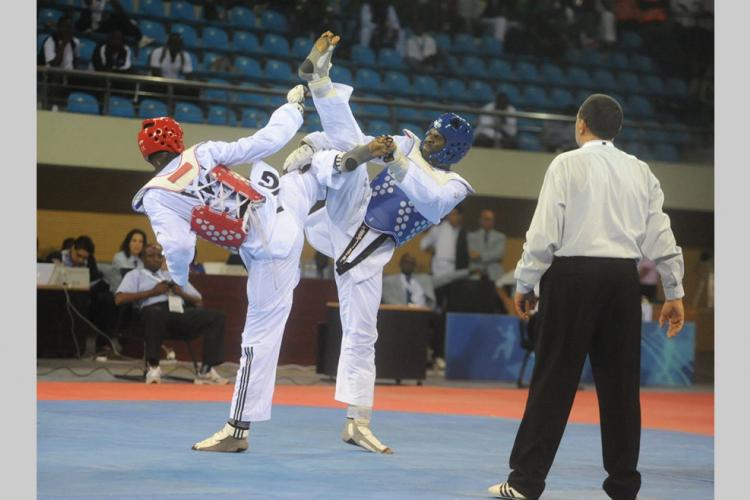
left=37, top=262, right=56, bottom=285
left=49, top=266, right=91, bottom=289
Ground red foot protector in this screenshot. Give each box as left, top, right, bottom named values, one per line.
left=190, top=206, right=246, bottom=252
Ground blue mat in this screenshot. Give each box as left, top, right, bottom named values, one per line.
left=38, top=402, right=713, bottom=499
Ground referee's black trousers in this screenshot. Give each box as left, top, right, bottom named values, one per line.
left=139, top=302, right=226, bottom=368
left=507, top=257, right=642, bottom=500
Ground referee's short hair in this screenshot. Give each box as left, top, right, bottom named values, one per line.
left=578, top=94, right=623, bottom=140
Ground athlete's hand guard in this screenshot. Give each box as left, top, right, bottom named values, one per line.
left=286, top=84, right=309, bottom=115
left=283, top=142, right=315, bottom=174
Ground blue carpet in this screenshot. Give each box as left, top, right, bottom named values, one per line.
left=37, top=402, right=713, bottom=499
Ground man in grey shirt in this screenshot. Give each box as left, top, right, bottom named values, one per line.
left=488, top=94, right=685, bottom=500
left=467, top=208, right=507, bottom=282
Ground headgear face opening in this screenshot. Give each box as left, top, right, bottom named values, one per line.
left=137, top=117, right=185, bottom=160
left=423, top=113, right=474, bottom=168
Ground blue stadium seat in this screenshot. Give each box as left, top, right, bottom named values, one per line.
left=478, top=36, right=503, bottom=56
left=202, top=27, right=229, bottom=50
left=351, top=44, right=376, bottom=65
left=467, top=80, right=493, bottom=104
left=566, top=66, right=591, bottom=88
left=107, top=96, right=135, bottom=118
left=262, top=33, right=290, bottom=56
left=139, top=0, right=165, bottom=17
left=354, top=68, right=382, bottom=91
left=241, top=108, right=270, bottom=128
left=540, top=63, right=565, bottom=85
left=202, top=79, right=230, bottom=102
left=265, top=92, right=287, bottom=108
left=260, top=10, right=288, bottom=32
left=78, top=39, right=97, bottom=64
left=367, top=120, right=391, bottom=137
left=395, top=106, right=421, bottom=122
left=170, top=0, right=196, bottom=20
left=117, top=0, right=135, bottom=13
left=291, top=37, right=312, bottom=59
left=356, top=102, right=390, bottom=119
left=626, top=142, right=653, bottom=161
left=440, top=78, right=468, bottom=102
left=514, top=61, right=540, bottom=82
left=264, top=59, right=293, bottom=82
left=302, top=111, right=322, bottom=132
left=378, top=48, right=403, bottom=69
left=606, top=52, right=629, bottom=70
left=67, top=92, right=100, bottom=115
left=170, top=23, right=198, bottom=48
left=234, top=56, right=262, bottom=77
left=548, top=88, right=575, bottom=110
left=38, top=8, right=63, bottom=29
left=630, top=54, right=655, bottom=73
left=617, top=126, right=638, bottom=143
left=207, top=105, right=236, bottom=126
left=519, top=85, right=548, bottom=109
left=665, top=77, right=690, bottom=98
left=232, top=31, right=259, bottom=53
left=497, top=82, right=520, bottom=104
left=138, top=99, right=168, bottom=118
left=487, top=59, right=513, bottom=80
left=412, top=75, right=439, bottom=100
left=592, top=69, right=618, bottom=91
left=399, top=122, right=423, bottom=134
left=200, top=52, right=221, bottom=71
left=228, top=6, right=255, bottom=27
left=619, top=31, right=643, bottom=50
left=138, top=20, right=166, bottom=45
left=460, top=56, right=487, bottom=77
left=234, top=84, right=267, bottom=106
left=617, top=71, right=641, bottom=93
left=174, top=102, right=204, bottom=123
left=134, top=47, right=153, bottom=68
left=642, top=75, right=666, bottom=95
left=518, top=132, right=544, bottom=152
left=452, top=33, right=476, bottom=53
left=383, top=71, right=412, bottom=95
left=330, top=66, right=353, bottom=86
left=433, top=32, right=451, bottom=52
left=581, top=47, right=606, bottom=68
left=627, top=95, right=655, bottom=118
left=668, top=125, right=691, bottom=145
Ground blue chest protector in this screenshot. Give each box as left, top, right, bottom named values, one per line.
left=363, top=168, right=432, bottom=247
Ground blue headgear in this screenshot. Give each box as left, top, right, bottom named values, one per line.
left=423, top=113, right=474, bottom=168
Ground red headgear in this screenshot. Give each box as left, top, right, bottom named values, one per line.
left=137, top=117, right=185, bottom=160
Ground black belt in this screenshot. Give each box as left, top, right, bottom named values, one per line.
left=335, top=223, right=390, bottom=276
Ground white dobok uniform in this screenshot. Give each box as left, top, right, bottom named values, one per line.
left=133, top=102, right=347, bottom=422
left=303, top=82, right=474, bottom=409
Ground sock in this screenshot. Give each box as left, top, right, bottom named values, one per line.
left=346, top=405, right=373, bottom=421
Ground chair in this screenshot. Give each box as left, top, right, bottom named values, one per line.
left=138, top=20, right=167, bottom=45
left=117, top=0, right=135, bottom=13
left=642, top=75, right=666, bottom=95
left=38, top=8, right=63, bottom=29
left=467, top=80, right=493, bottom=104
left=303, top=112, right=322, bottom=131
left=496, top=82, right=521, bottom=104
left=138, top=99, right=168, bottom=118
left=174, top=101, right=204, bottom=123
left=78, top=38, right=97, bottom=65
left=170, top=23, right=198, bottom=48
left=617, top=71, right=641, bottom=93
left=566, top=66, right=591, bottom=88
left=519, top=85, right=548, bottom=110
left=440, top=78, right=468, bottom=102
left=412, top=75, right=440, bottom=100
left=518, top=131, right=544, bottom=152
left=627, top=95, right=655, bottom=118
left=619, top=31, right=643, bottom=50
left=592, top=69, right=618, bottom=91
left=234, top=56, right=262, bottom=78
left=395, top=106, right=421, bottom=122
left=291, top=37, right=312, bottom=59
left=201, top=52, right=222, bottom=71
left=540, top=62, right=565, bottom=85
left=399, top=122, right=423, bottom=134
left=233, top=83, right=267, bottom=106
left=134, top=47, right=153, bottom=68
left=351, top=44, right=376, bottom=66
left=515, top=61, right=540, bottom=82
left=353, top=101, right=389, bottom=120
left=202, top=27, right=229, bottom=50
left=630, top=54, right=655, bottom=73
left=207, top=105, right=236, bottom=126
left=487, top=59, right=513, bottom=80
left=606, top=52, right=629, bottom=70
left=665, top=77, right=690, bottom=98
left=478, top=36, right=503, bottom=56
left=367, top=119, right=392, bottom=137
left=330, top=66, right=353, bottom=86
left=170, top=0, right=196, bottom=20
left=652, top=143, right=680, bottom=163
left=383, top=71, right=412, bottom=96
left=228, top=6, right=255, bottom=27
left=232, top=31, right=260, bottom=53
left=433, top=32, right=451, bottom=52
left=107, top=96, right=135, bottom=118
left=264, top=59, right=294, bottom=83
left=378, top=48, right=403, bottom=69
left=452, top=33, right=476, bottom=54
left=139, top=0, right=165, bottom=17
left=67, top=92, right=100, bottom=115
left=548, top=88, right=575, bottom=110
left=260, top=10, right=288, bottom=32
left=460, top=56, right=487, bottom=78
left=262, top=33, right=290, bottom=56
left=241, top=107, right=270, bottom=128
left=354, top=68, right=382, bottom=91
left=202, top=78, right=230, bottom=103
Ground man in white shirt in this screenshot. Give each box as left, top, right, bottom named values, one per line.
left=475, top=93, right=518, bottom=149
left=149, top=32, right=193, bottom=79
left=467, top=208, right=507, bottom=283
left=115, top=243, right=228, bottom=385
left=488, top=94, right=686, bottom=500
left=381, top=253, right=435, bottom=308
left=404, top=22, right=438, bottom=70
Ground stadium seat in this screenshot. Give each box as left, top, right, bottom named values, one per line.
left=630, top=54, right=655, bottom=73
left=262, top=34, right=290, bottom=56
left=395, top=106, right=421, bottom=122
left=139, top=0, right=165, bottom=17
left=232, top=31, right=259, bottom=53
left=138, top=99, right=168, bottom=118
left=518, top=85, right=548, bottom=109
left=478, top=36, right=503, bottom=56
left=107, top=96, right=135, bottom=118
left=38, top=8, right=63, bottom=29
left=241, top=108, right=270, bottom=128
left=566, top=66, right=591, bottom=88
left=540, top=63, right=565, bottom=85
left=234, top=56, right=262, bottom=78
left=467, top=80, right=493, bottom=104
left=515, top=61, right=540, bottom=82
left=412, top=75, right=440, bottom=100
left=228, top=6, right=255, bottom=27
left=78, top=39, right=97, bottom=65
left=265, top=92, right=287, bottom=107
left=378, top=48, right=404, bottom=69
left=264, top=59, right=294, bottom=83
left=67, top=92, right=100, bottom=115
left=207, top=105, right=236, bottom=126
left=260, top=10, right=288, bottom=32
left=619, top=31, right=643, bottom=50
left=330, top=66, right=353, bottom=86
left=399, top=122, right=423, bottom=134
left=668, top=124, right=691, bottom=145
left=497, top=82, right=521, bottom=104
left=356, top=102, right=390, bottom=119
left=592, top=69, right=618, bottom=91
left=627, top=95, right=655, bottom=118
left=202, top=79, right=230, bottom=102
left=548, top=88, right=575, bottom=110
left=354, top=68, right=382, bottom=91
left=291, top=37, right=312, bottom=59
left=617, top=71, right=641, bottom=93
left=234, top=84, right=267, bottom=106
left=433, top=32, right=451, bottom=52
left=518, top=132, right=544, bottom=152
left=665, top=77, right=690, bottom=98
left=351, top=44, right=376, bottom=65
left=440, top=78, right=468, bottom=102
left=606, top=52, right=629, bottom=70
left=452, top=33, right=476, bottom=54
left=303, top=112, right=322, bottom=132
left=170, top=0, right=196, bottom=20
left=117, top=0, right=135, bottom=13
left=170, top=23, right=198, bottom=48
left=617, top=126, right=638, bottom=143
left=367, top=119, right=392, bottom=137
left=460, top=56, right=487, bottom=78
left=487, top=59, right=513, bottom=80
left=138, top=20, right=166, bottom=45
left=134, top=47, right=152, bottom=68
left=626, top=142, right=653, bottom=160
left=202, top=27, right=229, bottom=50
left=201, top=51, right=221, bottom=70
left=174, top=102, right=204, bottom=123
left=383, top=71, right=412, bottom=95
left=642, top=75, right=666, bottom=95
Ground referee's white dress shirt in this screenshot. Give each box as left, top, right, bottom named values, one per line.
left=116, top=268, right=201, bottom=309
left=514, top=140, right=684, bottom=300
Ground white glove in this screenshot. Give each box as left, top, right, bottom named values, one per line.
left=283, top=142, right=315, bottom=174
left=286, top=84, right=308, bottom=114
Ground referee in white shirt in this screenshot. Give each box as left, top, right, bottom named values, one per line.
left=488, top=94, right=686, bottom=500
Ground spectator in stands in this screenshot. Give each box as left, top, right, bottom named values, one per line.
left=598, top=0, right=618, bottom=48
left=540, top=106, right=578, bottom=152
left=208, top=54, right=237, bottom=74
left=456, top=0, right=486, bottom=36
left=149, top=33, right=194, bottom=80
left=482, top=0, right=511, bottom=42
left=115, top=244, right=229, bottom=385
left=404, top=21, right=439, bottom=71
left=45, top=237, right=76, bottom=263
left=112, top=229, right=147, bottom=271
left=382, top=253, right=436, bottom=308
left=467, top=209, right=507, bottom=283
left=77, top=0, right=142, bottom=47
left=475, top=93, right=518, bottom=149
left=91, top=30, right=133, bottom=73
left=203, top=0, right=227, bottom=22
left=39, top=16, right=80, bottom=70
left=359, top=1, right=403, bottom=52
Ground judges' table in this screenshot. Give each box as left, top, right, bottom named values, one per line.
left=37, top=284, right=92, bottom=358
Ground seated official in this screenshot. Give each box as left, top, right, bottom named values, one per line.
left=381, top=253, right=435, bottom=308
left=115, top=244, right=229, bottom=385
